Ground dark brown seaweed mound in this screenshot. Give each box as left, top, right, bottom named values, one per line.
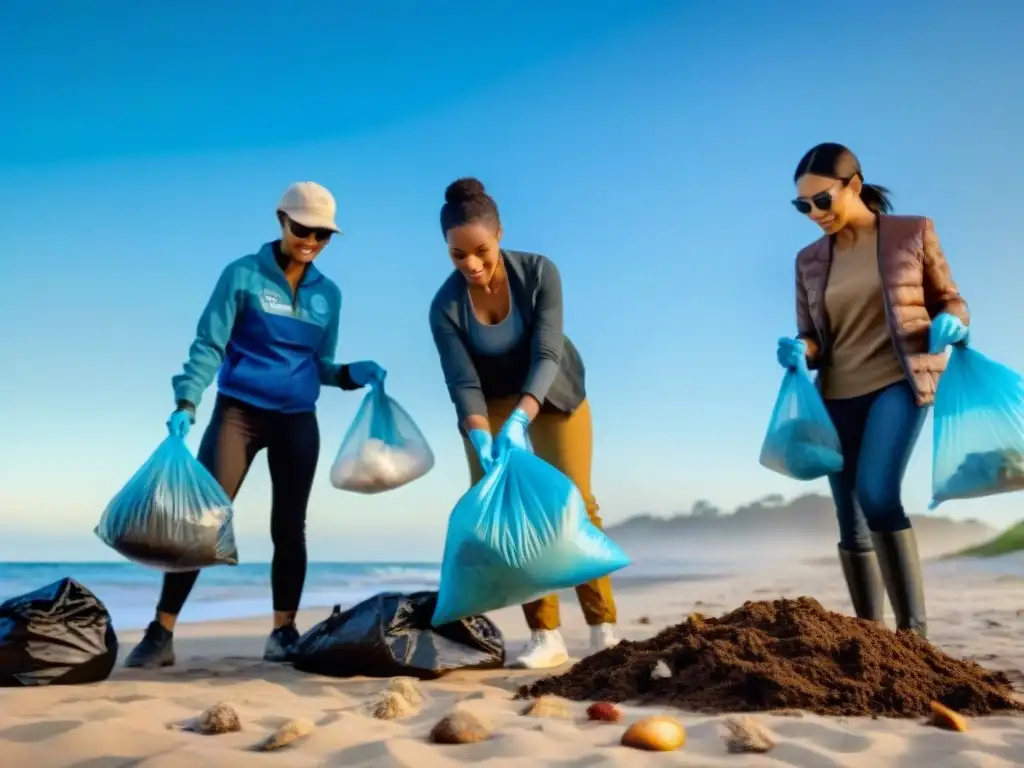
left=518, top=597, right=1023, bottom=717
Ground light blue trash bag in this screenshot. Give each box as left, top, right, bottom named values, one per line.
left=329, top=382, right=434, bottom=494
left=431, top=447, right=631, bottom=627
left=930, top=345, right=1024, bottom=508
left=94, top=435, right=239, bottom=572
left=759, top=360, right=844, bottom=480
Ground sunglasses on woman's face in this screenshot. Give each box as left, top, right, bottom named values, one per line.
left=792, top=191, right=835, bottom=215
left=791, top=179, right=850, bottom=215
left=289, top=220, right=333, bottom=242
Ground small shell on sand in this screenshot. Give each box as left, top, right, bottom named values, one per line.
left=621, top=716, right=687, bottom=752
left=387, top=676, right=425, bottom=707
left=929, top=701, right=969, bottom=732
left=255, top=718, right=315, bottom=751
left=369, top=691, right=420, bottom=720
left=521, top=695, right=573, bottom=719
left=429, top=709, right=493, bottom=744
left=170, top=702, right=241, bottom=735
left=650, top=660, right=672, bottom=680
left=586, top=702, right=623, bottom=722
left=722, top=716, right=775, bottom=753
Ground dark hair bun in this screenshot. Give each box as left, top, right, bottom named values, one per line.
left=444, top=177, right=488, bottom=205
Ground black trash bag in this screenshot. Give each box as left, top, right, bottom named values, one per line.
left=0, top=578, right=118, bottom=687
left=291, top=590, right=505, bottom=680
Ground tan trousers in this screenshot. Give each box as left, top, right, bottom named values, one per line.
left=462, top=397, right=617, bottom=631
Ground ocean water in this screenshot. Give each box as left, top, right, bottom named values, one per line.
left=0, top=557, right=729, bottom=631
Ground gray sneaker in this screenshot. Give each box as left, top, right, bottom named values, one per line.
left=263, top=623, right=300, bottom=662
left=124, top=621, right=175, bottom=668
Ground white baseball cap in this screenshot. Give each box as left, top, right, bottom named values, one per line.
left=276, top=181, right=342, bottom=234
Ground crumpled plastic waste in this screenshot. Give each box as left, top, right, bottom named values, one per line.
left=930, top=344, right=1024, bottom=508
left=329, top=438, right=434, bottom=494
left=330, top=383, right=434, bottom=494
left=759, top=363, right=844, bottom=481
left=759, top=418, right=844, bottom=481
left=932, top=450, right=1024, bottom=506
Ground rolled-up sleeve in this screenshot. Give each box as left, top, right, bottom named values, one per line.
left=522, top=257, right=564, bottom=403
left=429, top=301, right=487, bottom=424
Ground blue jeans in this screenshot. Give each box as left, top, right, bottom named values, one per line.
left=824, top=380, right=926, bottom=553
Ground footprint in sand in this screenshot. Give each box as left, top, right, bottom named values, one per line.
left=0, top=720, right=82, bottom=743
left=770, top=719, right=874, bottom=754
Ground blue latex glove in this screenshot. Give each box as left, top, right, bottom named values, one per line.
left=347, top=360, right=386, bottom=388
left=776, top=337, right=808, bottom=371
left=494, top=408, right=531, bottom=457
left=167, top=409, right=192, bottom=438
left=929, top=312, right=969, bottom=353
left=468, top=428, right=495, bottom=474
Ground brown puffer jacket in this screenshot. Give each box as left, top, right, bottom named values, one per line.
left=795, top=214, right=969, bottom=406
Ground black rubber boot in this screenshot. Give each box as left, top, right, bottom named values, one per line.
left=838, top=546, right=885, bottom=623
left=263, top=623, right=301, bottom=662
left=871, top=529, right=927, bottom=638
left=124, top=621, right=175, bottom=668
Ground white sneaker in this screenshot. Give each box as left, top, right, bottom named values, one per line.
left=513, top=629, right=570, bottom=669
left=590, top=623, right=620, bottom=651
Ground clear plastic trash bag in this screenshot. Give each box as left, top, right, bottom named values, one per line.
left=759, top=362, right=844, bottom=480
left=930, top=345, right=1024, bottom=508
left=431, top=448, right=631, bottom=627
left=94, top=435, right=239, bottom=571
left=329, top=383, right=435, bottom=494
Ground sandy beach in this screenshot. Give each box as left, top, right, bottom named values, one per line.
left=2, top=558, right=1022, bottom=767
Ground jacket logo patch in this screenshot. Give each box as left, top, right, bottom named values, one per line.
left=309, top=294, right=329, bottom=318
left=259, top=289, right=292, bottom=315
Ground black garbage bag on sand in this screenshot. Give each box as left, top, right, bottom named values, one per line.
left=291, top=591, right=505, bottom=680
left=0, top=578, right=118, bottom=687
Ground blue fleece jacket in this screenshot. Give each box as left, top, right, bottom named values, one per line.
left=172, top=242, right=346, bottom=413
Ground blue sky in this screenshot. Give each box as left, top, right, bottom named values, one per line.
left=2, top=1, right=1023, bottom=562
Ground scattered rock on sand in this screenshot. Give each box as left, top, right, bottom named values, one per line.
left=929, top=701, right=969, bottom=732
left=171, top=702, right=241, bottom=735
left=387, top=676, right=425, bottom=707
left=650, top=660, right=672, bottom=680
left=621, top=716, right=686, bottom=751
left=722, top=716, right=775, bottom=753
left=636, top=615, right=651, bottom=625
left=586, top=702, right=623, bottom=722
left=369, top=690, right=419, bottom=720
left=429, top=709, right=493, bottom=744
left=255, top=718, right=315, bottom=751
left=521, top=695, right=573, bottom=719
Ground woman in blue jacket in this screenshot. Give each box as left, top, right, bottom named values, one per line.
left=125, top=182, right=385, bottom=668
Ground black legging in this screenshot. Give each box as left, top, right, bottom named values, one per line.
left=157, top=395, right=320, bottom=616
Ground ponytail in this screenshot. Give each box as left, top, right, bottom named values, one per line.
left=794, top=143, right=895, bottom=215
left=859, top=182, right=893, bottom=214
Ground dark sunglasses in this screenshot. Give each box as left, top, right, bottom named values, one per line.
left=288, top=219, right=334, bottom=242
left=791, top=178, right=850, bottom=215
